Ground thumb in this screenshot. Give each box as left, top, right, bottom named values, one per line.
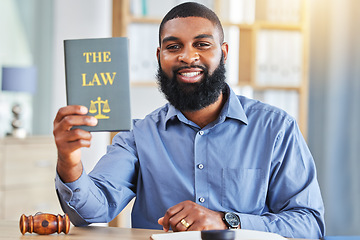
left=158, top=217, right=164, bottom=225
left=158, top=217, right=168, bottom=232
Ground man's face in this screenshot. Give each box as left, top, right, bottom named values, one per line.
left=156, top=17, right=229, bottom=111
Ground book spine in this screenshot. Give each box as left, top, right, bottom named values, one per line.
left=63, top=40, right=71, bottom=106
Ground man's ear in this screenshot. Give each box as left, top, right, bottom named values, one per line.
left=156, top=47, right=161, bottom=62
left=221, top=42, right=229, bottom=63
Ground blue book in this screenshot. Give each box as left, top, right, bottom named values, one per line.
left=64, top=37, right=132, bottom=132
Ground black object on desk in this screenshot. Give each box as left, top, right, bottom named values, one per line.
left=201, top=230, right=235, bottom=240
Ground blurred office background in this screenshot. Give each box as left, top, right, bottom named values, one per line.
left=0, top=0, right=359, bottom=235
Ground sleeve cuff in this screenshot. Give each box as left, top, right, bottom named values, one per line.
left=237, top=213, right=268, bottom=232
left=55, top=168, right=90, bottom=205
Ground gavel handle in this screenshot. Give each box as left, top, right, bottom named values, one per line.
left=19, top=213, right=70, bottom=235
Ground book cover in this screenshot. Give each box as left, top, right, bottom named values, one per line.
left=64, top=37, right=131, bottom=132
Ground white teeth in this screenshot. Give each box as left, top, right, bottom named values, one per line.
left=181, top=72, right=201, bottom=77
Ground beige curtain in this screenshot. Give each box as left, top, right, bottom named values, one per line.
left=308, top=0, right=360, bottom=235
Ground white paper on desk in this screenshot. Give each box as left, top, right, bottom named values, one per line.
left=151, top=229, right=287, bottom=240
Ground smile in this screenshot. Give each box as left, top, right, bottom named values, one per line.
left=177, top=70, right=203, bottom=83
left=180, top=71, right=202, bottom=77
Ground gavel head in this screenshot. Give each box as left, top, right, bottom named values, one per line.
left=19, top=213, right=70, bottom=235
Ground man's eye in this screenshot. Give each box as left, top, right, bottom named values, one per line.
left=195, top=42, right=211, bottom=48
left=166, top=44, right=180, bottom=50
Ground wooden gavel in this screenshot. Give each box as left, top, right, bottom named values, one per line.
left=19, top=213, right=70, bottom=235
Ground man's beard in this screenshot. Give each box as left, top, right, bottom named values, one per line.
left=156, top=56, right=227, bottom=112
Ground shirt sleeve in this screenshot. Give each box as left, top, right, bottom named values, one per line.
left=236, top=120, right=325, bottom=239
left=55, top=130, right=138, bottom=226
left=55, top=169, right=91, bottom=226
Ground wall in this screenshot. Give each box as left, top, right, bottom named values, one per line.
left=52, top=0, right=113, bottom=171
left=308, top=0, right=360, bottom=235
left=18, top=0, right=54, bottom=136
left=0, top=0, right=36, bottom=137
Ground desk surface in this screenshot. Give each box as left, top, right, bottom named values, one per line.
left=0, top=220, right=163, bottom=239
left=0, top=220, right=315, bottom=240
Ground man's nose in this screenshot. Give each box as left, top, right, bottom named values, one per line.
left=178, top=47, right=199, bottom=64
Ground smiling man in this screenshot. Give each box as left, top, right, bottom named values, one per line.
left=54, top=2, right=325, bottom=239
left=156, top=15, right=228, bottom=117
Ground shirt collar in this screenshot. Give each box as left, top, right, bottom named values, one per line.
left=222, top=85, right=248, bottom=125
left=164, top=103, right=191, bottom=129
left=164, top=84, right=248, bottom=129
left=165, top=103, right=180, bottom=124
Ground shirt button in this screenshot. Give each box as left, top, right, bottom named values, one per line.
left=199, top=131, right=204, bottom=135
left=199, top=197, right=205, bottom=203
left=74, top=188, right=81, bottom=193
left=198, top=164, right=204, bottom=169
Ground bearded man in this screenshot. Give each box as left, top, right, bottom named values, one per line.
left=54, top=2, right=325, bottom=239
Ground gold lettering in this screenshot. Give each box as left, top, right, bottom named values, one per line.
left=82, top=72, right=116, bottom=86
left=82, top=73, right=94, bottom=86
left=91, top=73, right=102, bottom=85
left=83, top=51, right=112, bottom=63
left=100, top=72, right=116, bottom=85
left=83, top=52, right=91, bottom=63
left=103, top=52, right=111, bottom=62
left=92, top=52, right=102, bottom=62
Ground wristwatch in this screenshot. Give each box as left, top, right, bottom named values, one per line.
left=222, top=212, right=240, bottom=229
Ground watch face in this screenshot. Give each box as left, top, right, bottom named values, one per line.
left=224, top=212, right=240, bottom=228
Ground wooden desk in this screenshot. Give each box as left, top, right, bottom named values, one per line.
left=0, top=220, right=163, bottom=239
left=0, top=220, right=316, bottom=240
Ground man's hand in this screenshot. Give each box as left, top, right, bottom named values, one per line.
left=158, top=200, right=227, bottom=232
left=53, top=105, right=98, bottom=183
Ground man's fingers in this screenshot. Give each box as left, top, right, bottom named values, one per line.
left=58, top=115, right=97, bottom=131
left=160, top=200, right=226, bottom=232
left=55, top=130, right=92, bottom=154
left=54, top=105, right=88, bottom=123
left=175, top=217, right=194, bottom=232
left=158, top=217, right=167, bottom=232
left=58, top=139, right=92, bottom=154
left=161, top=200, right=199, bottom=231
left=185, top=219, right=205, bottom=231
left=56, top=128, right=92, bottom=145
left=54, top=105, right=98, bottom=133
left=65, top=128, right=92, bottom=142
left=161, top=203, right=185, bottom=231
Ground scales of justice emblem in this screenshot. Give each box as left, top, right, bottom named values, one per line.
left=89, top=96, right=111, bottom=119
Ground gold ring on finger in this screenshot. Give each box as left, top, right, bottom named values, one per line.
left=180, top=218, right=190, bottom=228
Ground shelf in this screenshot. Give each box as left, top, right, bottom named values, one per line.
left=255, top=22, right=303, bottom=31
left=129, top=18, right=303, bottom=31
left=248, top=85, right=302, bottom=92
left=113, top=0, right=309, bottom=138
left=130, top=16, right=161, bottom=24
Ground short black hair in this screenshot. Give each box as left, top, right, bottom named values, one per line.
left=159, top=2, right=224, bottom=46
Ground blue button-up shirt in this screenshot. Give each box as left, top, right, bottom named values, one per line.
left=55, top=86, right=325, bottom=238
